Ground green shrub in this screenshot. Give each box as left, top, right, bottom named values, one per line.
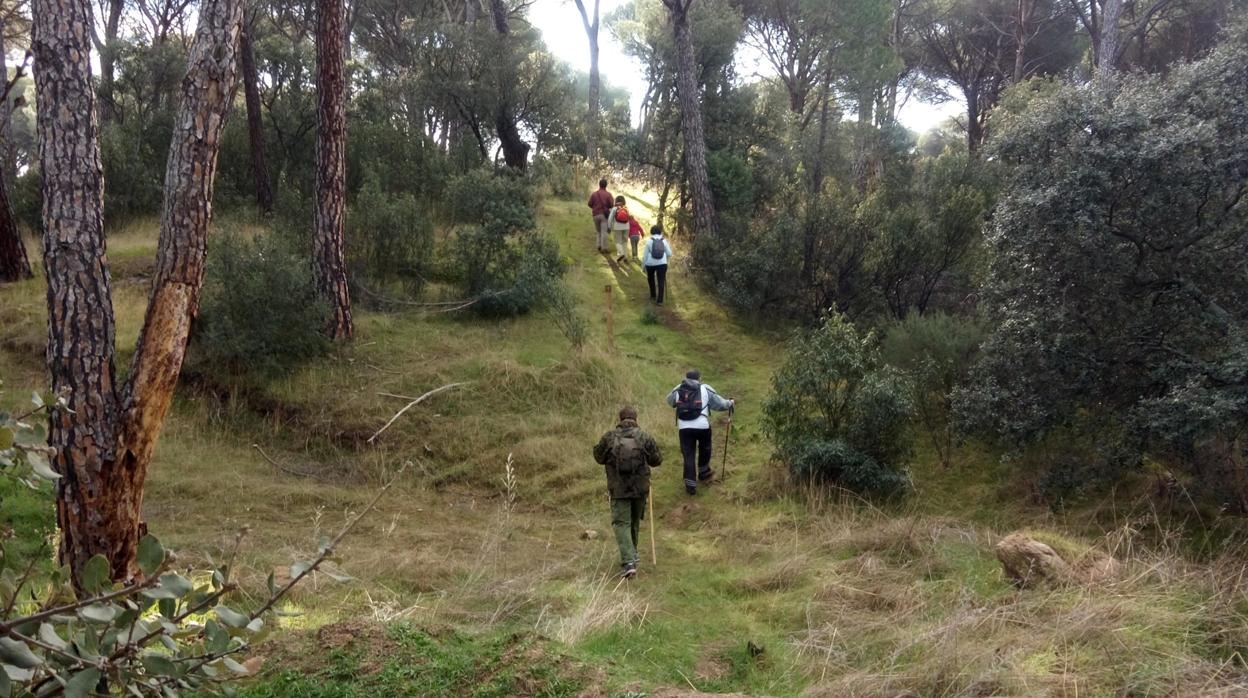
left=707, top=149, right=755, bottom=215
left=547, top=281, right=589, bottom=350
left=454, top=228, right=565, bottom=317
left=764, top=313, right=913, bottom=495
left=348, top=173, right=434, bottom=299
left=443, top=168, right=537, bottom=233
left=881, top=313, right=985, bottom=467
left=192, top=231, right=329, bottom=375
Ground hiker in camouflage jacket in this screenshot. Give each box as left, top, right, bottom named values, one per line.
left=593, top=406, right=663, bottom=578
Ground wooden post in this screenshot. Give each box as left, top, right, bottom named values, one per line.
left=604, top=284, right=614, bottom=350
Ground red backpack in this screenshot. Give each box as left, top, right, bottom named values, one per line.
left=614, top=205, right=630, bottom=223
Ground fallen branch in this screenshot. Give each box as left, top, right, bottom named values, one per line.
left=367, top=383, right=466, bottom=444
left=252, top=443, right=331, bottom=482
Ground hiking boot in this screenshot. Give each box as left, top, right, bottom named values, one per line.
left=699, top=470, right=715, bottom=482
left=621, top=562, right=637, bottom=579
left=685, top=484, right=697, bottom=496
left=616, top=255, right=626, bottom=263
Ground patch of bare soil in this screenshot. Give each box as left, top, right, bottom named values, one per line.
left=694, top=648, right=732, bottom=682
left=666, top=501, right=699, bottom=527
left=260, top=619, right=401, bottom=677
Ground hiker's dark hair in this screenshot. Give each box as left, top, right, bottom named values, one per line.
left=619, top=406, right=638, bottom=421
left=686, top=370, right=701, bottom=381
left=599, top=178, right=608, bottom=188
left=650, top=224, right=663, bottom=236
left=615, top=195, right=626, bottom=204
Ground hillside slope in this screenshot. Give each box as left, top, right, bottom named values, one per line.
left=2, top=193, right=1247, bottom=696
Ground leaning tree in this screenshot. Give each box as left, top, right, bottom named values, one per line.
left=32, top=0, right=242, bottom=588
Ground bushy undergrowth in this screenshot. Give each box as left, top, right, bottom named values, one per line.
left=347, top=173, right=434, bottom=299
left=193, top=231, right=329, bottom=376
left=881, top=312, right=985, bottom=468
left=765, top=314, right=913, bottom=495
left=446, top=169, right=567, bottom=318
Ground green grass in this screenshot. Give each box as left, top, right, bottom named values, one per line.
left=234, top=624, right=585, bottom=698
left=5, top=192, right=1248, bottom=696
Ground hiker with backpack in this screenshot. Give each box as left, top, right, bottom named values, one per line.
left=666, top=370, right=735, bottom=496
left=607, top=195, right=632, bottom=263
left=588, top=179, right=614, bottom=253
left=642, top=224, right=671, bottom=305
left=593, top=406, right=663, bottom=579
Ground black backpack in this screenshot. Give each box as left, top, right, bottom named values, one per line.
left=650, top=238, right=666, bottom=260
left=674, top=383, right=704, bottom=421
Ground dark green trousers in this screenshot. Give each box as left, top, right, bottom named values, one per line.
left=611, top=495, right=647, bottom=566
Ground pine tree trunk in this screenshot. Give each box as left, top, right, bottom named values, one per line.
left=0, top=18, right=31, bottom=282
left=314, top=0, right=354, bottom=340
left=1097, top=0, right=1124, bottom=77
left=667, top=0, right=716, bottom=240
left=489, top=0, right=530, bottom=171
left=0, top=167, right=31, bottom=281
left=124, top=0, right=243, bottom=491
left=33, top=0, right=242, bottom=589
left=241, top=16, right=274, bottom=214
left=33, top=0, right=122, bottom=586
left=966, top=88, right=982, bottom=154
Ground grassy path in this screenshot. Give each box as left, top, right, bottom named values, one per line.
left=4, top=194, right=1245, bottom=696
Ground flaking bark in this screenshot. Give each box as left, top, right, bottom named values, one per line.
left=314, top=0, right=354, bottom=339
left=33, top=0, right=243, bottom=588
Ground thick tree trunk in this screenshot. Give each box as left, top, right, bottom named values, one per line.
left=489, top=0, right=530, bottom=170
left=125, top=0, right=243, bottom=484
left=0, top=20, right=31, bottom=283
left=314, top=0, right=353, bottom=340
left=33, top=0, right=242, bottom=589
left=33, top=0, right=123, bottom=586
left=1097, top=0, right=1124, bottom=77
left=489, top=0, right=509, bottom=34
left=1013, top=0, right=1032, bottom=82
left=667, top=0, right=716, bottom=240
left=965, top=88, right=983, bottom=154
left=241, top=17, right=274, bottom=214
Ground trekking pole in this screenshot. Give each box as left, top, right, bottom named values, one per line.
left=721, top=404, right=734, bottom=481
left=648, top=488, right=657, bottom=567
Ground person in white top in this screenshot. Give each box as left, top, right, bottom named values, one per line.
left=666, top=369, right=736, bottom=495
left=606, top=195, right=632, bottom=263
left=642, top=225, right=672, bottom=305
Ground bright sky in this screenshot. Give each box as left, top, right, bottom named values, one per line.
left=526, top=0, right=959, bottom=134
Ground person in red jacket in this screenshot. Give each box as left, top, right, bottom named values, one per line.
left=587, top=179, right=614, bottom=253
left=628, top=216, right=644, bottom=260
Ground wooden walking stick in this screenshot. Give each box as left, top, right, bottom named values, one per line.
left=648, top=488, right=657, bottom=566
left=721, top=403, right=734, bottom=480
